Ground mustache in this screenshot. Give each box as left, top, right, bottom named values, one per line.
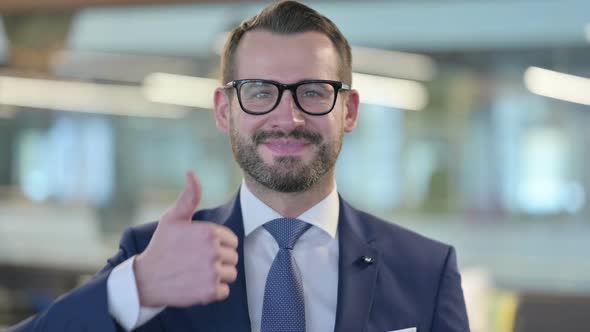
left=253, top=128, right=322, bottom=145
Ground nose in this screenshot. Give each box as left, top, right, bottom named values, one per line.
left=268, top=90, right=305, bottom=130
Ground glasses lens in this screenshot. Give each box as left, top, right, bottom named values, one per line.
left=239, top=81, right=279, bottom=113
left=296, top=82, right=336, bottom=114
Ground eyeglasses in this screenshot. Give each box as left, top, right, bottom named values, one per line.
left=224, top=79, right=350, bottom=116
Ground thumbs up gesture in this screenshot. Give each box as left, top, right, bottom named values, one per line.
left=133, top=171, right=239, bottom=307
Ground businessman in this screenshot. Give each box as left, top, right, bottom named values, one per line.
left=10, top=1, right=469, bottom=331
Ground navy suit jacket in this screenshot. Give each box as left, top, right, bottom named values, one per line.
left=10, top=193, right=469, bottom=332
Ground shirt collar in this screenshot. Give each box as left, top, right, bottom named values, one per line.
left=240, top=180, right=339, bottom=239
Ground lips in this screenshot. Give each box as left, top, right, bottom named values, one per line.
left=262, top=138, right=311, bottom=155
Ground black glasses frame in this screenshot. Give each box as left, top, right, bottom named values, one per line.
left=224, top=79, right=351, bottom=116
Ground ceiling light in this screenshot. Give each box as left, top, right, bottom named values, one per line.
left=353, top=73, right=428, bottom=111
left=0, top=76, right=186, bottom=118
left=352, top=47, right=436, bottom=81
left=142, top=73, right=220, bottom=109
left=524, top=67, right=590, bottom=106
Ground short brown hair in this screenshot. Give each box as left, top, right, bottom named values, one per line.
left=220, top=1, right=352, bottom=85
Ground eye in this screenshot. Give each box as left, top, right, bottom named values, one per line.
left=241, top=82, right=277, bottom=100
left=298, top=83, right=332, bottom=99
left=302, top=89, right=322, bottom=98
left=253, top=90, right=274, bottom=99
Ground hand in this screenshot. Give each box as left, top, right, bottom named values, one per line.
left=134, top=171, right=239, bottom=307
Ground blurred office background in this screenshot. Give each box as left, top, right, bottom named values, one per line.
left=0, top=0, right=589, bottom=331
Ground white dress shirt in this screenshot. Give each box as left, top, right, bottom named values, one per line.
left=107, top=182, right=340, bottom=332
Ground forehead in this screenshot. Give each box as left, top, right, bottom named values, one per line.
left=234, top=30, right=340, bottom=83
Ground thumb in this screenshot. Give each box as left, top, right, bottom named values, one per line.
left=166, top=170, right=202, bottom=222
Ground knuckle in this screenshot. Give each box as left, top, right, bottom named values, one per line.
left=229, top=232, right=239, bottom=245
left=208, top=267, right=221, bottom=284
left=206, top=285, right=220, bottom=301
left=206, top=248, right=221, bottom=266
left=213, top=262, right=224, bottom=277
left=217, top=284, right=230, bottom=300
left=201, top=224, right=218, bottom=243
left=230, top=250, right=239, bottom=264
left=228, top=267, right=238, bottom=282
left=212, top=247, right=223, bottom=260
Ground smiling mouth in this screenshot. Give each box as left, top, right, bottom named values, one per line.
left=253, top=128, right=322, bottom=156
left=262, top=139, right=312, bottom=155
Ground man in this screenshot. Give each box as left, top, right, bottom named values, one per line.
left=10, top=1, right=469, bottom=331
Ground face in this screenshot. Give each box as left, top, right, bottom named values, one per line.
left=214, top=30, right=359, bottom=193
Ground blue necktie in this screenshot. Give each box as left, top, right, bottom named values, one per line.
left=261, top=218, right=312, bottom=332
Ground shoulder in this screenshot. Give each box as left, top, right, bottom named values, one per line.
left=342, top=199, right=454, bottom=271
left=358, top=208, right=449, bottom=251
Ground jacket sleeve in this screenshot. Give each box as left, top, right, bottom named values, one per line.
left=7, top=228, right=141, bottom=332
left=431, top=246, right=471, bottom=332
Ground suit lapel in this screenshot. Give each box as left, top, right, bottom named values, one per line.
left=203, top=193, right=252, bottom=331
left=334, top=198, right=380, bottom=332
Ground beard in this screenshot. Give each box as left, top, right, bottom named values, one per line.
left=230, top=125, right=342, bottom=193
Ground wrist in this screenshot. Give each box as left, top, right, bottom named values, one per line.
left=134, top=253, right=157, bottom=307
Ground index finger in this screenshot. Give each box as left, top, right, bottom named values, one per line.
left=210, top=223, right=239, bottom=249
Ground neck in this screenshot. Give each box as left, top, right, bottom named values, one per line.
left=244, top=171, right=336, bottom=218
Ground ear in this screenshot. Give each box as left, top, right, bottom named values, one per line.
left=343, top=89, right=360, bottom=133
left=214, top=87, right=231, bottom=133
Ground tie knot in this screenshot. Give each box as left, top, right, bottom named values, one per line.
left=263, top=218, right=311, bottom=249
